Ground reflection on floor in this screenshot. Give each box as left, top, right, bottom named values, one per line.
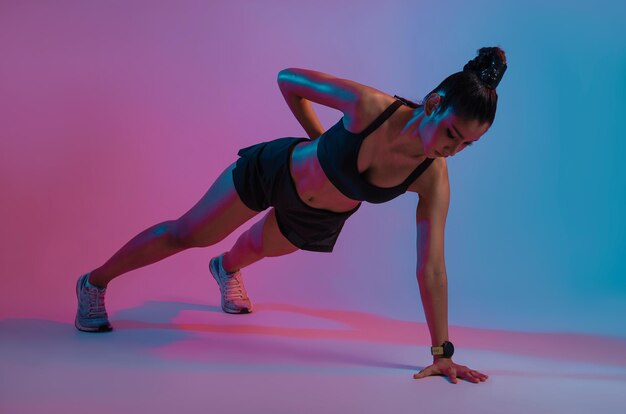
left=2, top=301, right=625, bottom=413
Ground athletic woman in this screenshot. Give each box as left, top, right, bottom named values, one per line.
left=75, top=47, right=507, bottom=384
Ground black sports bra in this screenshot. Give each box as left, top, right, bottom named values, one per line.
left=316, top=97, right=434, bottom=203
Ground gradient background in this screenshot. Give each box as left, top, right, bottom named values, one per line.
left=1, top=0, right=625, bottom=412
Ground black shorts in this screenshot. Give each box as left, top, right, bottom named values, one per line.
left=232, top=137, right=361, bottom=253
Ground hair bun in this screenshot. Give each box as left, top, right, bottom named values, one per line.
left=463, top=47, right=507, bottom=89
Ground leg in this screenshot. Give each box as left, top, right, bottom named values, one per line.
left=89, top=162, right=260, bottom=287
left=208, top=207, right=298, bottom=314
left=222, top=207, right=299, bottom=273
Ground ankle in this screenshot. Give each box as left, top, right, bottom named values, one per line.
left=87, top=271, right=108, bottom=289
left=221, top=253, right=239, bottom=274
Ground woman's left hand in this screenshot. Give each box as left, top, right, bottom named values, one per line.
left=413, top=358, right=489, bottom=384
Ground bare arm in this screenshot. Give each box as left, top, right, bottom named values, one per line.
left=410, top=160, right=489, bottom=383
left=414, top=160, right=450, bottom=353
left=278, top=89, right=325, bottom=139
left=276, top=68, right=375, bottom=139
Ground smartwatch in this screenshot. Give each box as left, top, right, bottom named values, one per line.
left=430, top=341, right=454, bottom=358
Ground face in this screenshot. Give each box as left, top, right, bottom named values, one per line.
left=418, top=95, right=491, bottom=158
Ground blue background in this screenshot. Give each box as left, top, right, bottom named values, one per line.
left=1, top=0, right=624, bottom=338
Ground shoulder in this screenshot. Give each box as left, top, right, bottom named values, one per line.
left=406, top=157, right=449, bottom=197
left=341, top=88, right=400, bottom=133
left=277, top=68, right=403, bottom=134
left=278, top=68, right=389, bottom=123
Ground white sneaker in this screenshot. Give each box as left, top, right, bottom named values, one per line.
left=75, top=273, right=113, bottom=332
left=209, top=253, right=253, bottom=314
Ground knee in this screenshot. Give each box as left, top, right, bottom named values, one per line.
left=170, top=220, right=219, bottom=249
left=157, top=220, right=188, bottom=248
left=243, top=226, right=265, bottom=258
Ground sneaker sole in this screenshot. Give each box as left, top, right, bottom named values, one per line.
left=209, top=258, right=253, bottom=314
left=75, top=274, right=113, bottom=333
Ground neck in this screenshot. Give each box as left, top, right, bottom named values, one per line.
left=395, top=106, right=427, bottom=158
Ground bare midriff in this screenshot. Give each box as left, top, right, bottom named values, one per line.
left=288, top=139, right=360, bottom=213
left=288, top=121, right=428, bottom=213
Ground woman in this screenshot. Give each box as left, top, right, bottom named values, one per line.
left=75, top=47, right=507, bottom=384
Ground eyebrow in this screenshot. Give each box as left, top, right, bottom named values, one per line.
left=451, top=124, right=465, bottom=140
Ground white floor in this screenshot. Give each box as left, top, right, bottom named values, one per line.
left=2, top=300, right=625, bottom=414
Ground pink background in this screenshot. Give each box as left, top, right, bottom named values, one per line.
left=2, top=1, right=625, bottom=412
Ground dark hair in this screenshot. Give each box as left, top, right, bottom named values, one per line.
left=397, top=47, right=507, bottom=125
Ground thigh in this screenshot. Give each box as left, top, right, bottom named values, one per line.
left=248, top=208, right=300, bottom=257
left=174, top=161, right=261, bottom=247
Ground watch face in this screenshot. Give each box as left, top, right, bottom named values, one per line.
left=443, top=341, right=455, bottom=357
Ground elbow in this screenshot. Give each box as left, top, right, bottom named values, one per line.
left=277, top=69, right=287, bottom=83
left=417, top=263, right=447, bottom=280
left=418, top=271, right=447, bottom=283
left=277, top=69, right=295, bottom=97
left=417, top=270, right=447, bottom=291
left=277, top=68, right=296, bottom=85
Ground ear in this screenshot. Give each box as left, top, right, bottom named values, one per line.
left=424, top=93, right=442, bottom=116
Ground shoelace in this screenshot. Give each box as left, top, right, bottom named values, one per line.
left=86, top=287, right=108, bottom=318
left=221, top=273, right=247, bottom=300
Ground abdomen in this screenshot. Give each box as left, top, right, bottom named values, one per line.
left=289, top=140, right=361, bottom=213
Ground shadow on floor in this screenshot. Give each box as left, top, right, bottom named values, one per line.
left=2, top=300, right=626, bottom=374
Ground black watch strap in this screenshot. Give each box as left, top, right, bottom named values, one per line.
left=430, top=341, right=454, bottom=358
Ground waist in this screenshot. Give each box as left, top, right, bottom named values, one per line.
left=289, top=139, right=362, bottom=213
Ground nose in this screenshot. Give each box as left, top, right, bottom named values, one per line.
left=447, top=141, right=464, bottom=156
